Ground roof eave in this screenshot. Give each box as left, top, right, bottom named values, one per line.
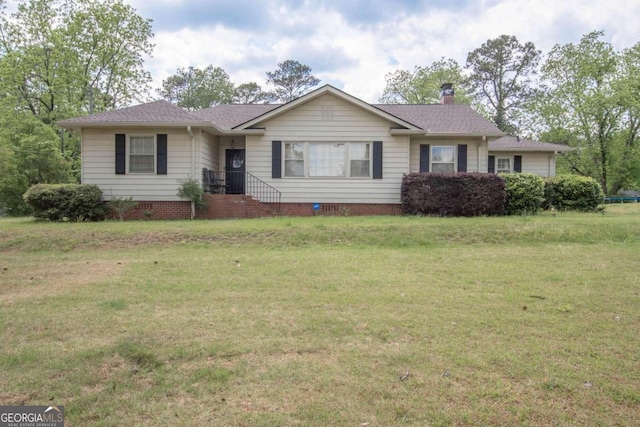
left=226, top=128, right=265, bottom=135
left=424, top=132, right=505, bottom=138
left=390, top=129, right=429, bottom=135
left=489, top=146, right=574, bottom=152
left=57, top=121, right=219, bottom=131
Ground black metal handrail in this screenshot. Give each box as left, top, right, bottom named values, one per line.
left=202, top=168, right=281, bottom=211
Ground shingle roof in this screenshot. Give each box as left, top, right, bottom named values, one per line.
left=57, top=93, right=503, bottom=137
left=196, top=103, right=504, bottom=135
left=489, top=136, right=573, bottom=152
left=191, top=104, right=280, bottom=129
left=373, top=104, right=504, bottom=136
left=57, top=100, right=208, bottom=126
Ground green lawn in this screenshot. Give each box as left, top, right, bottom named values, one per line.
left=1, top=206, right=640, bottom=426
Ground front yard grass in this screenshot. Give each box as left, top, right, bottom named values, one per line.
left=1, top=205, right=639, bottom=426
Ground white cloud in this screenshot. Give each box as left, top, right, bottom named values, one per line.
left=132, top=0, right=640, bottom=103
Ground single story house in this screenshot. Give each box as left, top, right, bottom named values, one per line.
left=58, top=84, right=572, bottom=219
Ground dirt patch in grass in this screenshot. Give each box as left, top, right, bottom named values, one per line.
left=0, top=260, right=126, bottom=305
left=0, top=392, right=34, bottom=406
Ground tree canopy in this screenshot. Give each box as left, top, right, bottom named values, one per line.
left=379, top=58, right=473, bottom=105
left=532, top=31, right=640, bottom=194
left=157, top=65, right=235, bottom=110
left=0, top=0, right=154, bottom=121
left=265, top=60, right=320, bottom=103
left=233, top=82, right=269, bottom=104
left=466, top=35, right=541, bottom=134
left=0, top=0, right=154, bottom=214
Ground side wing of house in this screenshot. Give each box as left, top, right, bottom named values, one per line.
left=488, top=151, right=557, bottom=176
left=81, top=127, right=195, bottom=201
left=244, top=93, right=409, bottom=204
left=487, top=137, right=572, bottom=177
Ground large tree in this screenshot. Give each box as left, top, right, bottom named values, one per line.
left=158, top=65, right=234, bottom=110
left=0, top=0, right=154, bottom=121
left=233, top=82, right=268, bottom=104
left=533, top=31, right=640, bottom=194
left=0, top=0, right=154, bottom=213
left=466, top=35, right=541, bottom=134
left=379, top=58, right=473, bottom=104
left=0, top=113, right=70, bottom=215
left=614, top=42, right=640, bottom=191
left=265, top=60, right=320, bottom=103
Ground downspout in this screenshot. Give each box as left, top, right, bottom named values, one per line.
left=187, top=126, right=196, bottom=219
left=480, top=136, right=485, bottom=172
left=80, top=129, right=85, bottom=184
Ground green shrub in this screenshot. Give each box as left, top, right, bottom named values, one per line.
left=503, top=173, right=545, bottom=215
left=177, top=178, right=205, bottom=208
left=177, top=178, right=205, bottom=220
left=543, top=175, right=605, bottom=212
left=401, top=173, right=506, bottom=216
left=109, top=196, right=138, bottom=221
left=23, top=184, right=108, bottom=221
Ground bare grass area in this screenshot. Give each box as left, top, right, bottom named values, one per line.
left=1, top=206, right=639, bottom=425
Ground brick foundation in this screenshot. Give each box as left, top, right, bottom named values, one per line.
left=109, top=200, right=192, bottom=220
left=110, top=196, right=402, bottom=220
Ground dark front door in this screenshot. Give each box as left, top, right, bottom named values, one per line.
left=225, top=149, right=245, bottom=194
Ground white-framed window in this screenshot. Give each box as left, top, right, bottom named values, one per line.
left=431, top=146, right=455, bottom=173
left=284, top=142, right=305, bottom=177
left=309, top=143, right=347, bottom=177
left=497, top=157, right=512, bottom=173
left=283, top=142, right=372, bottom=178
left=129, top=135, right=155, bottom=173
left=350, top=143, right=371, bottom=177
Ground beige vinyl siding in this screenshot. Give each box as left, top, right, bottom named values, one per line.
left=491, top=151, right=555, bottom=177
left=409, top=138, right=486, bottom=173
left=246, top=93, right=408, bottom=204
left=81, top=127, right=193, bottom=201
left=200, top=133, right=219, bottom=171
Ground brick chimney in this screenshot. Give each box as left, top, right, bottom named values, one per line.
left=439, top=83, right=454, bottom=105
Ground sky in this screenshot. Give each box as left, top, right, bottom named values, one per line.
left=7, top=0, right=640, bottom=103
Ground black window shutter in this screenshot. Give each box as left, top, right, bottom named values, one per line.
left=157, top=134, right=168, bottom=175
left=115, top=134, right=126, bottom=174
left=514, top=155, right=522, bottom=173
left=272, top=141, right=282, bottom=178
left=488, top=155, right=495, bottom=173
left=419, top=144, right=430, bottom=172
left=372, top=141, right=383, bottom=179
left=457, top=144, right=467, bottom=172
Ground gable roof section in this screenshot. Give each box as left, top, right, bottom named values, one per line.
left=232, top=84, right=423, bottom=131
left=191, top=104, right=280, bottom=129
left=57, top=100, right=212, bottom=129
left=374, top=104, right=504, bottom=137
left=489, top=136, right=573, bottom=152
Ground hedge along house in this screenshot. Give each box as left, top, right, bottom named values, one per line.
left=58, top=84, right=571, bottom=219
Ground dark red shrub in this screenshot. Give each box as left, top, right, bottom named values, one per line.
left=401, top=173, right=506, bottom=216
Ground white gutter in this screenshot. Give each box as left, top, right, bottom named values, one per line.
left=390, top=129, right=429, bottom=135
left=187, top=126, right=195, bottom=178
left=478, top=137, right=483, bottom=172
left=227, top=129, right=265, bottom=135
